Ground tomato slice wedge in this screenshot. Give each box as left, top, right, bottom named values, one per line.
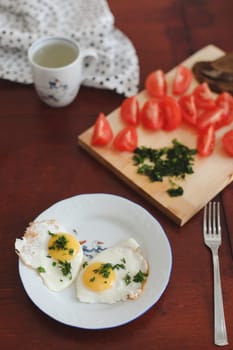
left=113, top=126, right=138, bottom=152
left=193, top=82, right=215, bottom=110
left=172, top=65, right=193, bottom=95
left=159, top=95, right=182, bottom=131
left=196, top=107, right=232, bottom=131
left=140, top=98, right=163, bottom=130
left=179, top=94, right=197, bottom=125
left=145, top=69, right=167, bottom=98
left=215, top=92, right=233, bottom=125
left=91, top=112, right=113, bottom=146
left=222, top=130, right=233, bottom=156
left=120, top=96, right=140, bottom=126
left=197, top=125, right=215, bottom=156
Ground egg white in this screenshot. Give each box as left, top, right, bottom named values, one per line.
left=15, top=219, right=83, bottom=291
left=76, top=238, right=148, bottom=304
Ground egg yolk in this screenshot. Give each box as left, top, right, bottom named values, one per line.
left=83, top=262, right=116, bottom=292
left=48, top=233, right=80, bottom=262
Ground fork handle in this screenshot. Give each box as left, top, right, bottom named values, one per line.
left=213, top=253, right=228, bottom=346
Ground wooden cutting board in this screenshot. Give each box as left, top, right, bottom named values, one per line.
left=78, top=45, right=233, bottom=226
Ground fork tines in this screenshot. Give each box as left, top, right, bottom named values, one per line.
left=203, top=201, right=221, bottom=239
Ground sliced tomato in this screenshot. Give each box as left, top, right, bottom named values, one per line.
left=216, top=92, right=233, bottom=112
left=172, top=65, right=193, bottom=95
left=159, top=95, right=182, bottom=131
left=91, top=112, right=113, bottom=146
left=193, top=82, right=215, bottom=110
left=197, top=125, right=215, bottom=157
left=113, top=126, right=138, bottom=152
left=145, top=69, right=167, bottom=98
left=179, top=94, right=197, bottom=125
left=120, top=95, right=140, bottom=126
left=140, top=98, right=163, bottom=130
left=222, top=130, right=233, bottom=156
left=215, top=92, right=233, bottom=125
left=197, top=107, right=232, bottom=131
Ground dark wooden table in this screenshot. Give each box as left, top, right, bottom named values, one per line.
left=1, top=1, right=232, bottom=349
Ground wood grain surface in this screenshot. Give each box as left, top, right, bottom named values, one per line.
left=79, top=45, right=233, bottom=226
left=1, top=1, right=233, bottom=350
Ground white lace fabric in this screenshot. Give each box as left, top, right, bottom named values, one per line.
left=0, top=0, right=139, bottom=96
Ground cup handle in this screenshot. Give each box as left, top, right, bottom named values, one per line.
left=80, top=48, right=98, bottom=79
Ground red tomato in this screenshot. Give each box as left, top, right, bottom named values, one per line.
left=193, top=82, right=215, bottom=110
left=179, top=94, right=197, bottom=125
left=197, top=107, right=231, bottom=131
left=91, top=112, right=113, bottom=146
left=172, top=65, right=193, bottom=95
left=145, top=69, right=167, bottom=98
left=159, top=95, right=182, bottom=131
left=215, top=92, right=233, bottom=125
left=216, top=92, right=233, bottom=111
left=140, top=99, right=163, bottom=130
left=222, top=130, right=233, bottom=156
left=113, top=126, right=138, bottom=152
left=197, top=125, right=215, bottom=156
left=120, top=96, right=140, bottom=126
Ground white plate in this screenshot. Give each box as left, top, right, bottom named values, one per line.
left=18, top=193, right=172, bottom=329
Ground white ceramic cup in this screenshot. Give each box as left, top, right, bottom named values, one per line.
left=28, top=37, right=98, bottom=107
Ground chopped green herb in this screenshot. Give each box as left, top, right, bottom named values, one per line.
left=37, top=266, right=46, bottom=273
left=124, top=273, right=132, bottom=285
left=49, top=235, right=69, bottom=251
left=167, top=186, right=183, bottom=197
left=93, top=263, right=113, bottom=278
left=121, top=257, right=126, bottom=264
left=57, top=260, right=72, bottom=280
left=89, top=276, right=96, bottom=282
left=133, top=139, right=197, bottom=197
left=93, top=262, right=126, bottom=279
left=113, top=263, right=125, bottom=270
left=69, top=248, right=74, bottom=255
left=52, top=261, right=57, bottom=266
left=133, top=270, right=148, bottom=283
left=82, top=261, right=88, bottom=268
left=48, top=230, right=56, bottom=236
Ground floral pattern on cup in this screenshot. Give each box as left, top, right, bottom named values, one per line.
left=36, top=77, right=76, bottom=103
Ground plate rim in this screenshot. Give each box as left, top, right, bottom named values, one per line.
left=18, top=193, right=172, bottom=329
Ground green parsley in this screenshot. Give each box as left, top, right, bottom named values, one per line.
left=57, top=260, right=72, bottom=280
left=69, top=248, right=74, bottom=256
left=49, top=235, right=68, bottom=251
left=82, top=261, right=88, bottom=268
left=92, top=261, right=126, bottom=279
left=93, top=263, right=113, bottom=278
left=167, top=186, right=183, bottom=197
left=124, top=273, right=132, bottom=285
left=37, top=266, right=46, bottom=273
left=72, top=229, right=78, bottom=235
left=48, top=230, right=56, bottom=236
left=133, top=270, right=148, bottom=283
left=133, top=139, right=197, bottom=197
left=113, top=263, right=126, bottom=270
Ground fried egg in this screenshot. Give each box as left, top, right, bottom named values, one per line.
left=76, top=238, right=148, bottom=304
left=15, top=219, right=83, bottom=291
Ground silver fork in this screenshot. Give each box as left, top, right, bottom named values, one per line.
left=203, top=201, right=228, bottom=346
